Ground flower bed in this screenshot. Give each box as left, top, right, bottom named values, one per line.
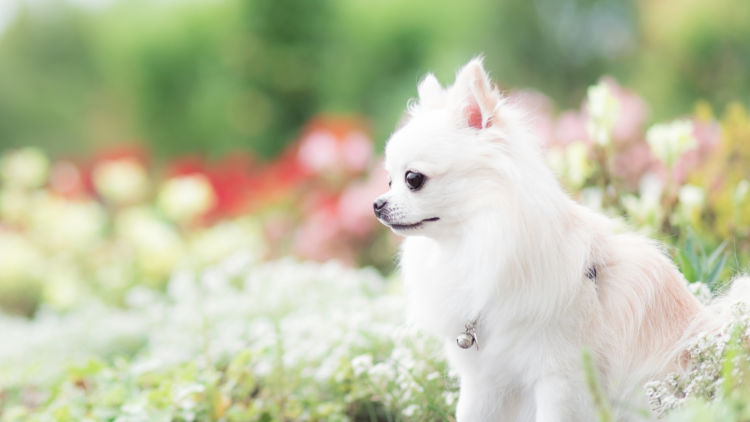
left=3, top=79, right=750, bottom=420
left=0, top=257, right=457, bottom=422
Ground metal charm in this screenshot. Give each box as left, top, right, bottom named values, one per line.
left=456, top=319, right=479, bottom=350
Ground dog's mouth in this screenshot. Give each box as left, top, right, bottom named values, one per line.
left=387, top=217, right=440, bottom=230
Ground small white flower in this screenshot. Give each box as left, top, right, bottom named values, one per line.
left=565, top=142, right=593, bottom=189
left=158, top=175, right=215, bottom=223
left=688, top=282, right=712, bottom=305
left=42, top=261, right=84, bottom=309
left=734, top=180, right=750, bottom=205
left=673, top=184, right=705, bottom=225
left=0, top=229, right=41, bottom=282
left=443, top=391, right=459, bottom=406
left=621, top=173, right=665, bottom=229
left=402, top=404, right=419, bottom=417
left=27, top=193, right=106, bottom=251
left=545, top=142, right=593, bottom=189
left=426, top=371, right=441, bottom=381
left=0, top=188, right=30, bottom=225
left=92, top=158, right=149, bottom=204
left=351, top=354, right=373, bottom=376
left=0, top=147, right=49, bottom=189
left=116, top=207, right=183, bottom=278
left=586, top=82, right=619, bottom=147
left=678, top=185, right=705, bottom=212
left=646, top=120, right=697, bottom=168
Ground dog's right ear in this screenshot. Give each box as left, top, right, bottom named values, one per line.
left=417, top=73, right=443, bottom=106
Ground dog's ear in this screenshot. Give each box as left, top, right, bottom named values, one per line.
left=454, top=57, right=499, bottom=130
left=417, top=73, right=443, bottom=106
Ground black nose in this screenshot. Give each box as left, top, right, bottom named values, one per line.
left=373, top=198, right=388, bottom=214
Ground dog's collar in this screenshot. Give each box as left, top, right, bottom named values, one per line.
left=455, top=265, right=598, bottom=351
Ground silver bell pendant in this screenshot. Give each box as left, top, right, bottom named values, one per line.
left=456, top=320, right=479, bottom=350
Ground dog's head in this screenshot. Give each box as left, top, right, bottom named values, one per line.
left=374, top=57, right=548, bottom=239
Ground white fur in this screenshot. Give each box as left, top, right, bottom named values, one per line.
left=374, top=57, right=746, bottom=421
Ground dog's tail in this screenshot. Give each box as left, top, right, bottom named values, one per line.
left=709, top=275, right=750, bottom=316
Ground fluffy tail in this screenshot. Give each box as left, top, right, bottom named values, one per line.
left=710, top=275, right=750, bottom=317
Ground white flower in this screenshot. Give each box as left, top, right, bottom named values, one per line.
left=116, top=207, right=183, bottom=279
left=688, top=282, right=712, bottom=305
left=426, top=371, right=441, bottom=381
left=158, top=175, right=215, bottom=223
left=678, top=185, right=705, bottom=211
left=402, top=404, right=419, bottom=417
left=42, top=261, right=83, bottom=310
left=351, top=354, right=373, bottom=376
left=586, top=82, right=619, bottom=146
left=622, top=174, right=665, bottom=230
left=0, top=188, right=31, bottom=225
left=189, top=220, right=262, bottom=267
left=734, top=180, right=750, bottom=205
left=0, top=147, right=49, bottom=189
left=674, top=185, right=705, bottom=225
left=443, top=391, right=459, bottom=406
left=0, top=229, right=41, bottom=282
left=93, top=158, right=150, bottom=205
left=546, top=142, right=593, bottom=189
left=28, top=193, right=106, bottom=252
left=646, top=120, right=697, bottom=168
left=565, top=142, right=593, bottom=188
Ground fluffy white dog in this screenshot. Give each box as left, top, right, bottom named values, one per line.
left=373, top=57, right=746, bottom=421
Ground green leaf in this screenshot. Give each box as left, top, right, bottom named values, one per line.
left=706, top=240, right=728, bottom=269
left=705, top=253, right=728, bottom=290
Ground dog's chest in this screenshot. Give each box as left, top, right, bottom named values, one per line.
left=400, top=238, right=585, bottom=383
left=400, top=239, right=507, bottom=340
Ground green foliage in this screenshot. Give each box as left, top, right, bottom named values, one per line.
left=675, top=231, right=729, bottom=291
left=582, top=349, right=613, bottom=422
left=1, top=0, right=749, bottom=158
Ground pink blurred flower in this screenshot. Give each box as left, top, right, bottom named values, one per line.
left=601, top=77, right=649, bottom=143
left=613, top=143, right=655, bottom=188
left=298, top=130, right=339, bottom=173
left=340, top=131, right=372, bottom=173
left=293, top=201, right=342, bottom=262
left=671, top=118, right=721, bottom=184
left=49, top=161, right=86, bottom=198
left=554, top=111, right=590, bottom=147
left=295, top=115, right=373, bottom=178
left=337, top=165, right=388, bottom=238
left=508, top=90, right=555, bottom=145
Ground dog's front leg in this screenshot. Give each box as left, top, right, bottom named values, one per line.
left=455, top=377, right=520, bottom=422
left=533, top=375, right=588, bottom=422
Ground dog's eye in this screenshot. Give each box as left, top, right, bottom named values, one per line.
left=388, top=179, right=392, bottom=188
left=405, top=171, right=426, bottom=191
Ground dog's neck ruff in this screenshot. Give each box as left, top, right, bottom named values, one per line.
left=456, top=265, right=598, bottom=351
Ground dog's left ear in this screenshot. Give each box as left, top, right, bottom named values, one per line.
left=454, top=57, right=499, bottom=130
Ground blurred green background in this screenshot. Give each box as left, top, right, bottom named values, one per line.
left=1, top=0, right=748, bottom=160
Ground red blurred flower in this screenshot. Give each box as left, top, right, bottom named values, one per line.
left=167, top=153, right=261, bottom=220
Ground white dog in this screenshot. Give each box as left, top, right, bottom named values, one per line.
left=373, top=57, right=746, bottom=421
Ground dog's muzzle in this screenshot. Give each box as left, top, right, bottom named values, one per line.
left=373, top=198, right=388, bottom=219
